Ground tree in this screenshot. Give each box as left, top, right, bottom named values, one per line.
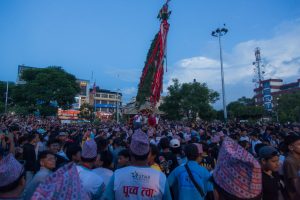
left=159, top=79, right=182, bottom=120
left=159, top=79, right=219, bottom=121
left=78, top=103, right=95, bottom=121
left=277, top=91, right=300, bottom=122
left=227, top=96, right=264, bottom=120
left=11, top=67, right=80, bottom=116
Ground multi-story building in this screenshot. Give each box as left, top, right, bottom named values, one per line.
left=254, top=78, right=300, bottom=111
left=89, top=87, right=122, bottom=113
left=73, top=79, right=90, bottom=110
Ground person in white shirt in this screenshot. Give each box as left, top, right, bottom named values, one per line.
left=250, top=132, right=262, bottom=156
left=103, top=129, right=172, bottom=200
left=76, top=139, right=105, bottom=200
left=93, top=150, right=114, bottom=187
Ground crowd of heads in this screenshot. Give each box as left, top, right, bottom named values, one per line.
left=0, top=114, right=300, bottom=199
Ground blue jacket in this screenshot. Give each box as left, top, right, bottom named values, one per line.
left=168, top=161, right=214, bottom=200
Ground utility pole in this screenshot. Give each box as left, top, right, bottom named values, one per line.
left=5, top=81, right=8, bottom=114
left=116, top=89, right=121, bottom=123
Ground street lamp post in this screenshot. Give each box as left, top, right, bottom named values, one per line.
left=5, top=81, right=8, bottom=114
left=212, top=26, right=228, bottom=122
left=116, top=89, right=121, bottom=123
left=276, top=97, right=280, bottom=123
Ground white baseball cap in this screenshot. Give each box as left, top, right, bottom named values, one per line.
left=170, top=138, right=180, bottom=148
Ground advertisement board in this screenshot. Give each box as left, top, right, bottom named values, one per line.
left=58, top=109, right=80, bottom=120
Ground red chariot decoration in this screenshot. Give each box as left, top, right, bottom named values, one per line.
left=136, top=0, right=171, bottom=109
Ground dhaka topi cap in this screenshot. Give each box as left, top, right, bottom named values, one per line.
left=0, top=153, right=24, bottom=187
left=32, top=163, right=89, bottom=200
left=81, top=139, right=97, bottom=159
left=130, top=129, right=149, bottom=156
left=213, top=137, right=262, bottom=199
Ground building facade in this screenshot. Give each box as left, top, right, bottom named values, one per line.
left=90, top=87, right=122, bottom=113
left=73, top=79, right=90, bottom=110
left=254, top=78, right=300, bottom=111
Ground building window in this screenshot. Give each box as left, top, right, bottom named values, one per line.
left=263, top=82, right=270, bottom=88
left=101, top=94, right=108, bottom=98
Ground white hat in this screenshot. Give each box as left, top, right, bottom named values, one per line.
left=170, top=138, right=180, bottom=148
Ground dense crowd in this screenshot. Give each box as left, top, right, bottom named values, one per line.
left=0, top=114, right=300, bottom=200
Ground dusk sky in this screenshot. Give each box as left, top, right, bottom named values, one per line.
left=0, top=0, right=300, bottom=108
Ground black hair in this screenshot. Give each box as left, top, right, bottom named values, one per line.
left=9, top=125, right=19, bottom=132
left=66, top=144, right=82, bottom=161
left=113, top=138, right=123, bottom=147
left=95, top=137, right=108, bottom=152
left=184, top=144, right=198, bottom=161
left=118, top=149, right=130, bottom=159
left=0, top=171, right=25, bottom=193
left=38, top=150, right=55, bottom=162
left=47, top=138, right=60, bottom=147
left=201, top=142, right=209, bottom=152
left=238, top=140, right=249, bottom=149
left=159, top=137, right=170, bottom=149
left=150, top=144, right=159, bottom=157
left=18, top=135, right=28, bottom=145
left=278, top=141, right=288, bottom=154
left=100, top=150, right=113, bottom=168
left=130, top=150, right=149, bottom=161
left=81, top=156, right=97, bottom=163
left=171, top=146, right=182, bottom=155
left=27, top=133, right=37, bottom=143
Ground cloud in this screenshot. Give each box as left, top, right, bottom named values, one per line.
left=104, top=67, right=140, bottom=83
left=121, top=86, right=137, bottom=95
left=166, top=18, right=300, bottom=107
left=121, top=86, right=137, bottom=103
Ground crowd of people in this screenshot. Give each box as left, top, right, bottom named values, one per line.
left=0, top=114, right=300, bottom=200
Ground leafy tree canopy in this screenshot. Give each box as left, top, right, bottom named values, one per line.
left=277, top=91, right=300, bottom=123
left=227, top=96, right=264, bottom=120
left=11, top=66, right=80, bottom=116
left=159, top=79, right=219, bottom=121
